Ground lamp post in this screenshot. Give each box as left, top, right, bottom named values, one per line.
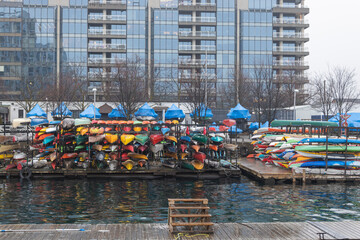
left=293, top=89, right=299, bottom=120
left=92, top=88, right=97, bottom=120
left=45, top=97, right=48, bottom=119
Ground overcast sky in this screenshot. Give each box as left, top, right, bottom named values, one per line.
left=307, top=0, right=360, bottom=77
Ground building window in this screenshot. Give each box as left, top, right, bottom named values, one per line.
left=18, top=109, right=24, bottom=118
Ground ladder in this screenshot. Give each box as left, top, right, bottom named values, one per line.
left=168, top=198, right=214, bottom=233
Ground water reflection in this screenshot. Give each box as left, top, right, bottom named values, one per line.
left=0, top=177, right=359, bottom=224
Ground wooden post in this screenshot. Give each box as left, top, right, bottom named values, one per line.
left=302, top=169, right=306, bottom=185
left=292, top=168, right=296, bottom=184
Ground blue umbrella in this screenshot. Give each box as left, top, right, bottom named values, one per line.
left=227, top=103, right=251, bottom=120
left=190, top=104, right=213, bottom=118
left=27, top=104, right=47, bottom=118
left=52, top=102, right=72, bottom=117
left=80, top=104, right=101, bottom=119
left=135, top=102, right=158, bottom=120
left=165, top=104, right=185, bottom=120
left=109, top=104, right=127, bottom=118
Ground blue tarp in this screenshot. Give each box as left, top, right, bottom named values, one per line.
left=165, top=104, right=185, bottom=120
left=227, top=103, right=251, bottom=120
left=228, top=126, right=243, bottom=133
left=329, top=113, right=360, bottom=127
left=108, top=104, right=127, bottom=118
left=51, top=102, right=72, bottom=117
left=80, top=104, right=101, bottom=119
left=31, top=118, right=49, bottom=126
left=27, top=104, right=47, bottom=118
left=190, top=104, right=213, bottom=118
left=134, top=103, right=158, bottom=119
left=249, top=121, right=269, bottom=131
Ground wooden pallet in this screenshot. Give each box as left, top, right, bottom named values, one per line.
left=168, top=198, right=214, bottom=233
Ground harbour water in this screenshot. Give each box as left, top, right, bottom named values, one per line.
left=0, top=177, right=359, bottom=224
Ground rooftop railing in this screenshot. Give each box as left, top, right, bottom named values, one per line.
left=179, top=1, right=216, bottom=7
left=89, top=0, right=126, bottom=5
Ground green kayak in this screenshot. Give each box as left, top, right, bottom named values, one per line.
left=295, top=145, right=360, bottom=152
left=75, top=118, right=91, bottom=126
left=192, top=134, right=208, bottom=144
left=76, top=135, right=88, bottom=145
left=135, top=134, right=149, bottom=145
left=271, top=120, right=338, bottom=127
left=181, top=161, right=195, bottom=171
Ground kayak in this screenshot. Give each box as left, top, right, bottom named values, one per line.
left=299, top=138, right=360, bottom=144
left=75, top=118, right=91, bottom=126
left=161, top=159, right=176, bottom=168
left=211, top=136, right=223, bottom=144
left=43, top=135, right=55, bottom=145
left=122, top=160, right=135, bottom=170
left=296, top=151, right=360, bottom=160
left=150, top=134, right=164, bottom=145
left=191, top=145, right=200, bottom=152
left=105, top=134, right=118, bottom=144
left=89, top=134, right=105, bottom=143
left=223, top=119, right=236, bottom=127
left=192, top=134, right=208, bottom=144
left=150, top=144, right=164, bottom=154
left=128, top=153, right=148, bottom=160
left=193, top=152, right=206, bottom=163
left=181, top=161, right=195, bottom=171
left=204, top=159, right=220, bottom=168
left=122, top=145, right=134, bottom=152
left=135, top=134, right=149, bottom=145
left=300, top=160, right=360, bottom=168
left=295, top=145, right=360, bottom=152
left=224, top=144, right=237, bottom=151
left=191, top=160, right=204, bottom=170
left=165, top=136, right=177, bottom=143
left=220, top=160, right=232, bottom=168
left=121, top=134, right=135, bottom=145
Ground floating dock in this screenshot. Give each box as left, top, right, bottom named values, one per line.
left=0, top=221, right=359, bottom=239
left=238, top=158, right=360, bottom=184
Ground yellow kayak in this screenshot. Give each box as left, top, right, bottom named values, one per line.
left=191, top=160, right=204, bottom=170
left=0, top=153, right=13, bottom=159
left=165, top=136, right=177, bottom=143
left=127, top=153, right=148, bottom=160
left=105, top=134, right=118, bottom=144
left=80, top=128, right=89, bottom=136
left=122, top=160, right=135, bottom=170
left=133, top=126, right=142, bottom=132
left=121, top=134, right=135, bottom=145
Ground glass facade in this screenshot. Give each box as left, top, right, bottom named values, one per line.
left=0, top=0, right=309, bottom=105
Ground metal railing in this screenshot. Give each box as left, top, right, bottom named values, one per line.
left=179, top=1, right=216, bottom=6
left=89, top=0, right=126, bottom=5
left=88, top=72, right=117, bottom=78
left=273, top=46, right=309, bottom=52
left=273, top=32, right=309, bottom=38
left=88, top=58, right=126, bottom=64
left=88, top=29, right=126, bottom=35
left=179, top=31, right=216, bottom=37
left=179, top=16, right=216, bottom=23
left=273, top=18, right=309, bottom=24
left=179, top=59, right=216, bottom=65
left=179, top=45, right=216, bottom=51
left=273, top=60, right=308, bottom=66
left=89, top=15, right=126, bottom=21
left=88, top=43, right=126, bottom=50
left=274, top=4, right=309, bottom=8
left=179, top=73, right=216, bottom=79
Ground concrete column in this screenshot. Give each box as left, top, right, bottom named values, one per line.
left=56, top=5, right=61, bottom=89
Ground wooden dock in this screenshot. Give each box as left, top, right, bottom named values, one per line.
left=0, top=167, right=241, bottom=180
left=238, top=158, right=360, bottom=184
left=0, top=221, right=359, bottom=239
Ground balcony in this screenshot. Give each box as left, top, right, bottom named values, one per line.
left=273, top=32, right=309, bottom=42
left=272, top=4, right=309, bottom=14
left=178, top=59, right=216, bottom=67
left=88, top=43, right=126, bottom=52
left=88, top=58, right=126, bottom=65
left=179, top=16, right=216, bottom=25
left=179, top=73, right=217, bottom=81
left=88, top=15, right=126, bottom=22
left=88, top=29, right=126, bottom=38
left=179, top=45, right=216, bottom=52
left=274, top=74, right=309, bottom=84
left=88, top=0, right=126, bottom=9
left=273, top=46, right=309, bottom=56
left=179, top=31, right=216, bottom=39
left=178, top=1, right=216, bottom=11
left=273, top=60, right=309, bottom=70
left=88, top=72, right=117, bottom=79
left=273, top=18, right=309, bottom=28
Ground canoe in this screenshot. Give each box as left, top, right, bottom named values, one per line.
left=121, top=134, right=135, bottom=145
left=43, top=135, right=55, bottom=145
left=150, top=144, right=164, bottom=154
left=192, top=134, right=208, bottom=145
left=89, top=134, right=105, bottom=143
left=5, top=163, right=17, bottom=170
left=220, top=160, right=232, bottom=168
left=193, top=152, right=206, bottom=163
left=122, top=160, right=135, bottom=170
left=75, top=135, right=88, bottom=145
left=161, top=159, right=176, bottom=168
left=191, top=160, right=204, bottom=170
left=299, top=138, right=360, bottom=144
left=105, top=134, right=118, bottom=144
left=295, top=145, right=360, bottom=153
left=180, top=136, right=191, bottom=143
left=223, top=119, right=236, bottom=127
left=135, top=134, right=149, bottom=145
left=150, top=134, right=164, bottom=145
left=122, top=145, right=134, bottom=152
left=165, top=136, right=177, bottom=143
left=128, top=153, right=148, bottom=160
left=181, top=161, right=195, bottom=171
left=296, top=151, right=360, bottom=160
left=224, top=144, right=237, bottom=152
left=204, top=159, right=220, bottom=168
left=191, top=145, right=200, bottom=152
left=75, top=118, right=91, bottom=126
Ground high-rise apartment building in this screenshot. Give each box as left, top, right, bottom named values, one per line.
left=0, top=0, right=309, bottom=109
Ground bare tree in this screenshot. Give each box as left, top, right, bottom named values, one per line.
left=103, top=56, right=147, bottom=120
left=15, top=76, right=46, bottom=114
left=328, top=66, right=359, bottom=125
left=310, top=72, right=333, bottom=121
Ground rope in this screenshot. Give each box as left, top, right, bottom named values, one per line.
left=174, top=233, right=210, bottom=240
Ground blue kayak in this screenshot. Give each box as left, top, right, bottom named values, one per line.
left=43, top=135, right=55, bottom=145
left=31, top=118, right=49, bottom=127
left=299, top=138, right=360, bottom=144
left=300, top=160, right=360, bottom=168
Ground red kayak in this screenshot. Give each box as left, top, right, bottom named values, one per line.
left=193, top=152, right=206, bottom=163
left=180, top=144, right=187, bottom=153
left=62, top=153, right=78, bottom=159
left=150, top=134, right=164, bottom=145
left=138, top=145, right=148, bottom=153
left=223, top=119, right=236, bottom=127
left=121, top=153, right=130, bottom=161
left=122, top=145, right=134, bottom=152
left=123, top=126, right=131, bottom=132
left=219, top=126, right=229, bottom=132
left=255, top=144, right=268, bottom=149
